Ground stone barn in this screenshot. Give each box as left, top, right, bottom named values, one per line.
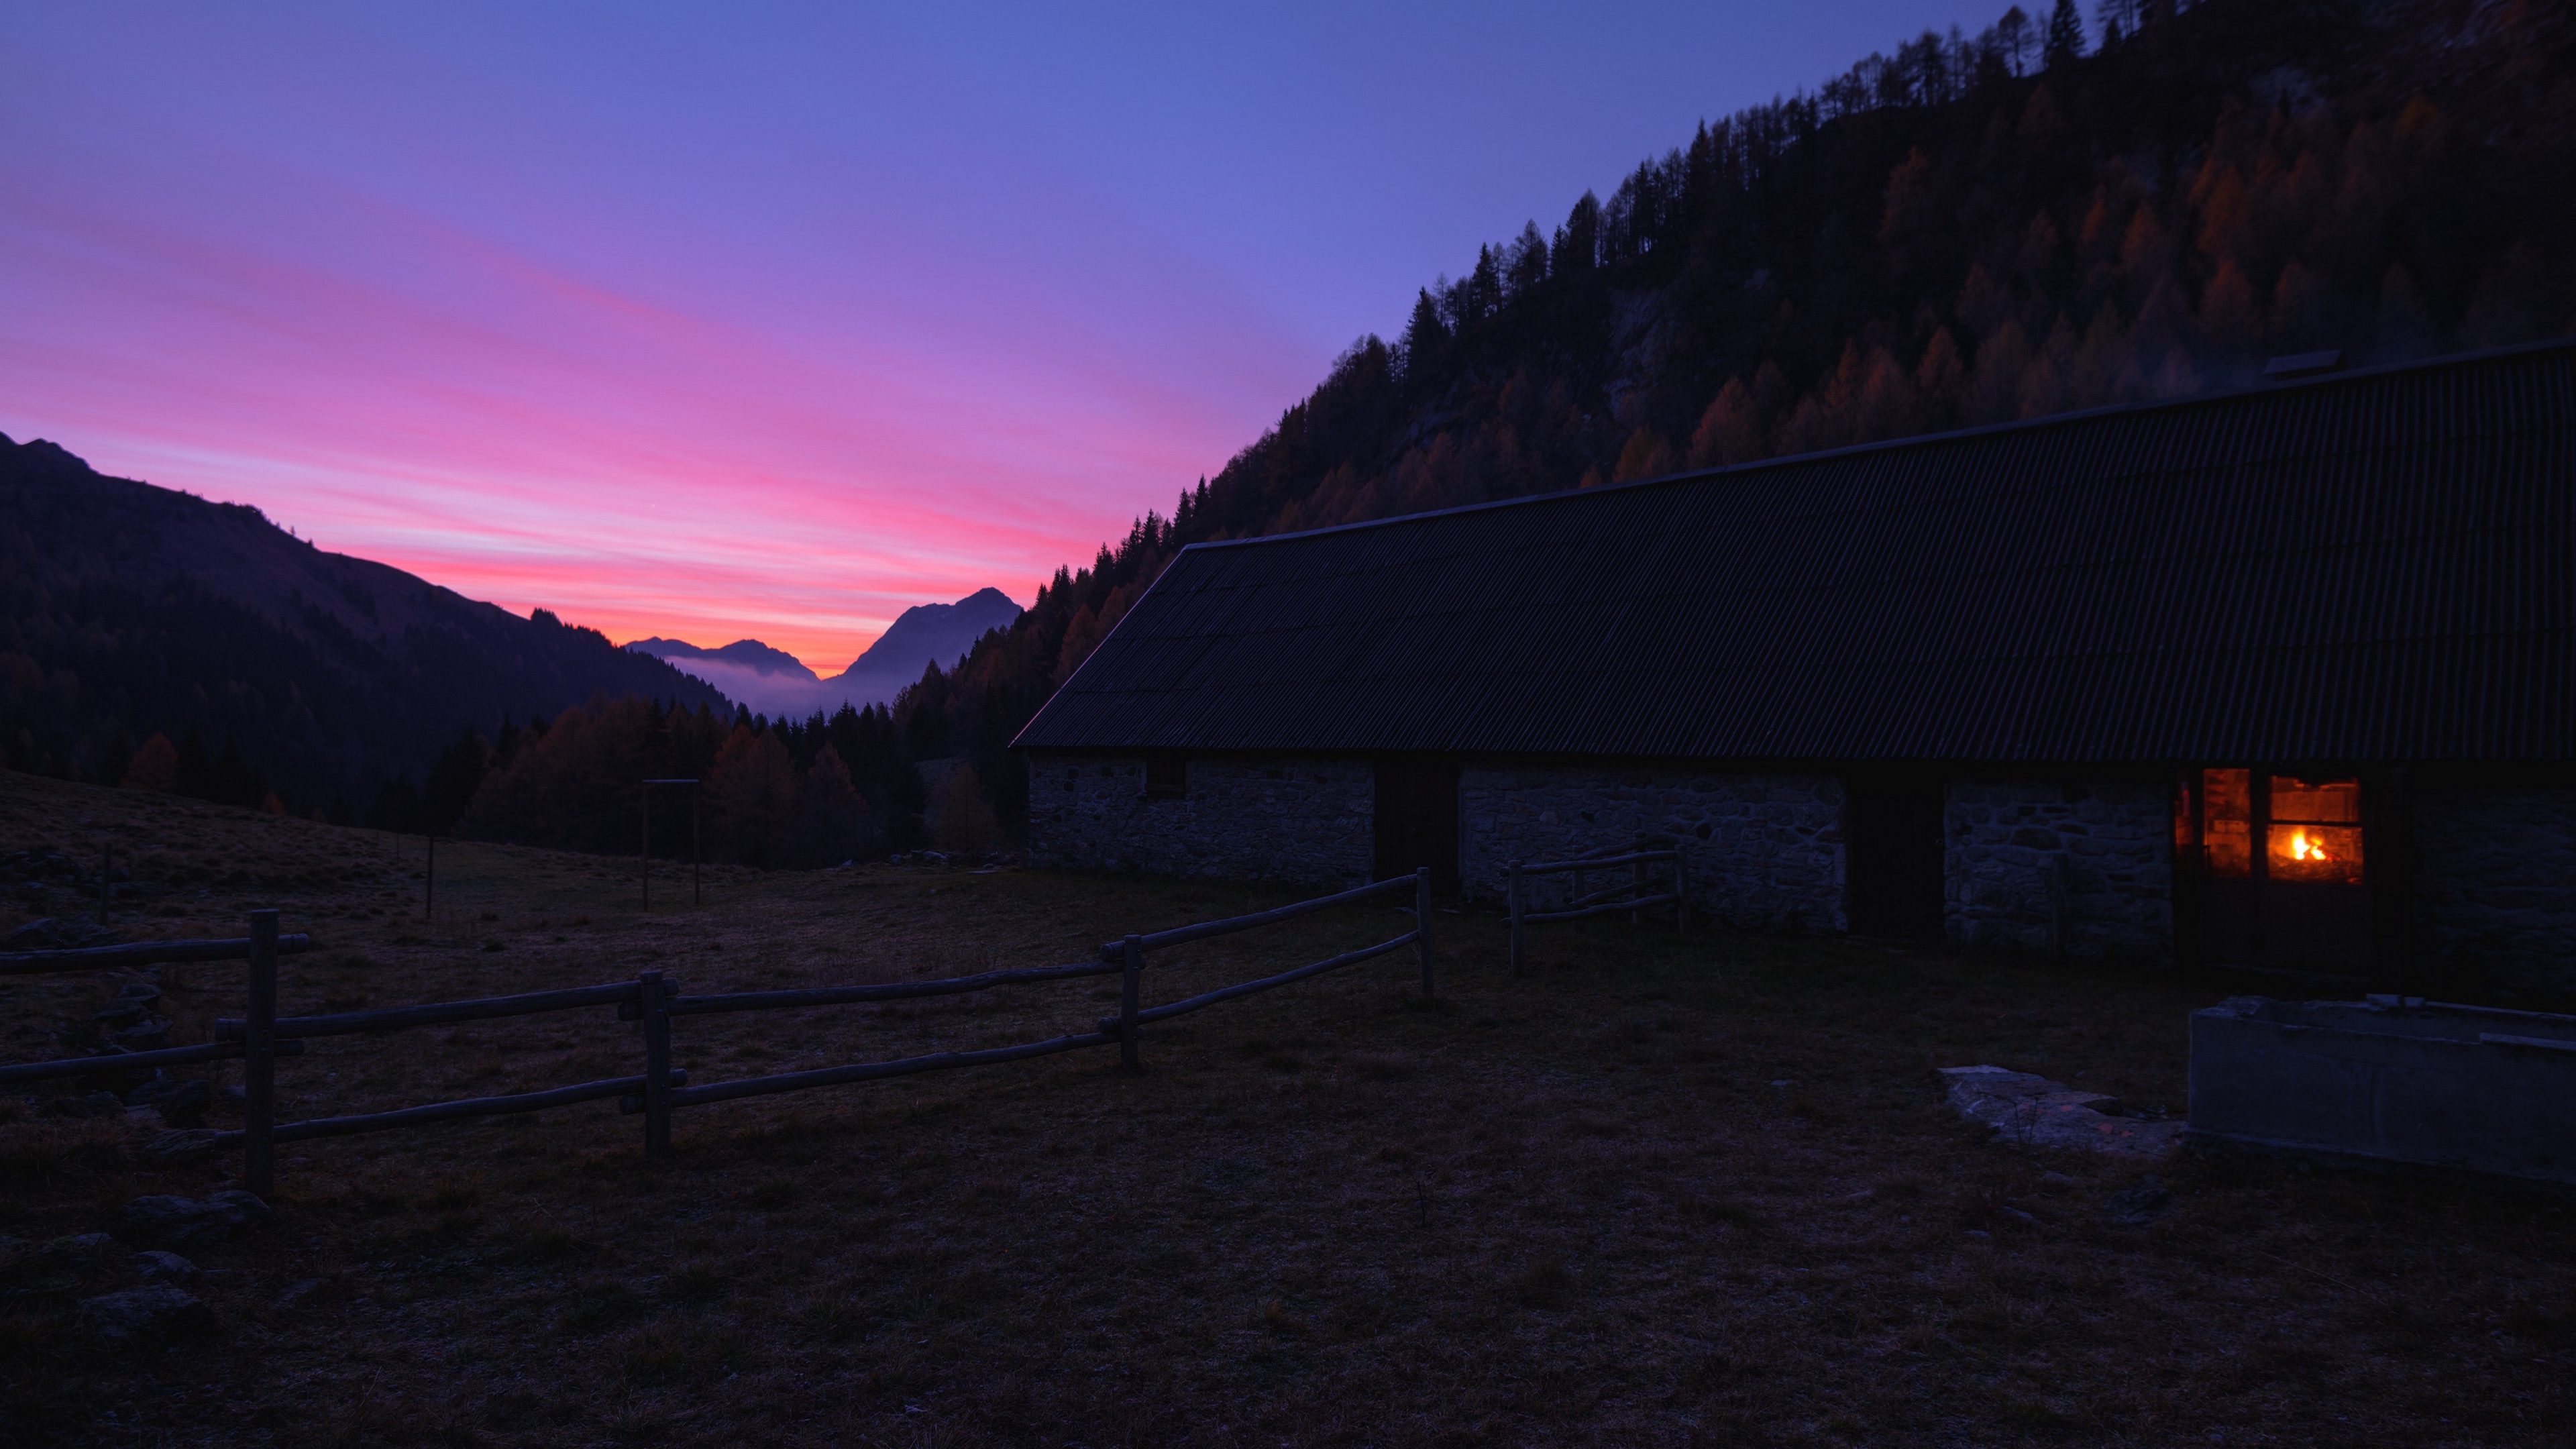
left=1014, top=342, right=2576, bottom=1002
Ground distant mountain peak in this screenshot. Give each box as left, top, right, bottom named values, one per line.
left=604, top=589, right=1022, bottom=719
left=625, top=636, right=817, bottom=681
left=837, top=588, right=1024, bottom=677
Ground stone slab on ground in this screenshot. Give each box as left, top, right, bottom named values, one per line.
left=1940, top=1065, right=2182, bottom=1158
left=77, top=1285, right=215, bottom=1346
left=119, top=1190, right=271, bottom=1248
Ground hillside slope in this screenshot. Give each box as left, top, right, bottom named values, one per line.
left=0, top=434, right=731, bottom=812
left=894, top=0, right=2576, bottom=833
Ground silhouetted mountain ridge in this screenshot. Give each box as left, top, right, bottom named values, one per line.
left=623, top=588, right=1024, bottom=719
left=0, top=433, right=733, bottom=811
left=627, top=637, right=818, bottom=680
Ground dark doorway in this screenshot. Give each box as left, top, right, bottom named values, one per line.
left=1373, top=757, right=1460, bottom=894
left=1845, top=775, right=1946, bottom=941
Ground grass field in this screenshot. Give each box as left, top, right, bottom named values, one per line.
left=1, top=768, right=2569, bottom=1447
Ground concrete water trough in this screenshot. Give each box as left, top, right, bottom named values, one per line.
left=2188, top=996, right=2576, bottom=1187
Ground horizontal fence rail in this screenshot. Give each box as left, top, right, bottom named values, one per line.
left=642, top=1031, right=1117, bottom=1111
left=217, top=981, right=650, bottom=1040
left=19, top=873, right=1443, bottom=1189
left=1097, top=874, right=1419, bottom=960
left=1507, top=844, right=1690, bottom=976
left=1515, top=850, right=1675, bottom=875
left=639, top=959, right=1123, bottom=1019
left=219, top=1070, right=690, bottom=1146
left=1, top=934, right=313, bottom=977
left=1098, top=930, right=1420, bottom=1034
left=0, top=1038, right=306, bottom=1085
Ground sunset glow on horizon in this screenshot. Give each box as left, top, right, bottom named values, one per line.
left=4, top=2, right=2002, bottom=670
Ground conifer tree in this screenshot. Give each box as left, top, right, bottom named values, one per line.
left=2045, top=0, right=2086, bottom=66
left=123, top=733, right=178, bottom=792
left=1994, top=6, right=2034, bottom=75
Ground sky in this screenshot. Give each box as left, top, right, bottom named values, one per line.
left=3, top=1, right=2004, bottom=672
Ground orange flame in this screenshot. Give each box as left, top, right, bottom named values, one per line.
left=2288, top=828, right=2331, bottom=863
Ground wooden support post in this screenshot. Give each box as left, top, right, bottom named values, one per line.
left=243, top=910, right=279, bottom=1199
left=2047, top=855, right=2069, bottom=961
left=1507, top=859, right=1525, bottom=977
left=1120, top=934, right=1143, bottom=1071
left=1414, top=867, right=1435, bottom=1000
left=639, top=969, right=673, bottom=1158
left=1675, top=849, right=1692, bottom=936
left=99, top=844, right=111, bottom=926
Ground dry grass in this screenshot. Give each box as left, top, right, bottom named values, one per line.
left=1, top=769, right=2570, bottom=1446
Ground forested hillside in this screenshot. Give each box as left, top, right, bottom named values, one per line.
left=892, top=0, right=2576, bottom=836
left=0, top=434, right=731, bottom=817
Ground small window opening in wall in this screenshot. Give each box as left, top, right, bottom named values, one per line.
left=1145, top=756, right=1187, bottom=800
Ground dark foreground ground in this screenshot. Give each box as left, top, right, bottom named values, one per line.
left=1, top=770, right=2569, bottom=1447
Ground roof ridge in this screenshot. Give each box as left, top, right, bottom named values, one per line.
left=1179, top=336, right=2576, bottom=554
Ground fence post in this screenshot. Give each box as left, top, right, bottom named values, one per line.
left=1414, top=867, right=1435, bottom=1000
left=2047, top=854, right=2070, bottom=961
left=244, top=910, right=278, bottom=1199
left=1120, top=934, right=1143, bottom=1071
left=1675, top=849, right=1692, bottom=936
left=639, top=969, right=672, bottom=1158
left=1508, top=860, right=1525, bottom=977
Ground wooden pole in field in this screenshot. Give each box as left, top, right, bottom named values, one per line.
left=1414, top=867, right=1434, bottom=999
left=639, top=969, right=672, bottom=1158
left=1120, top=933, right=1143, bottom=1071
left=244, top=910, right=279, bottom=1198
left=1508, top=859, right=1525, bottom=977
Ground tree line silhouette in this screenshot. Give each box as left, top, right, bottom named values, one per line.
left=886, top=0, right=2576, bottom=841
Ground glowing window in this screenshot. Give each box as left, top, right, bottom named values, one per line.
left=2267, top=775, right=2363, bottom=885
left=2202, top=768, right=2252, bottom=878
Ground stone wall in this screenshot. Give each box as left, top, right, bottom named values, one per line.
left=1944, top=777, right=2172, bottom=965
left=2410, top=784, right=2576, bottom=998
left=1458, top=766, right=1844, bottom=932
left=1022, top=752, right=1372, bottom=888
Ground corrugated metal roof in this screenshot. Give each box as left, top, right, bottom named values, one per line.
left=1015, top=342, right=2576, bottom=763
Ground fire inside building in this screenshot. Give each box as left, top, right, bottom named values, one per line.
left=1014, top=341, right=2576, bottom=1004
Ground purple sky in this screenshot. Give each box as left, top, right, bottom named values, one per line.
left=3, top=2, right=2004, bottom=669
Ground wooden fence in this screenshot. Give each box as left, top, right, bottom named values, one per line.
left=0, top=923, right=320, bottom=1195
left=0, top=869, right=1440, bottom=1193
left=1506, top=843, right=1690, bottom=975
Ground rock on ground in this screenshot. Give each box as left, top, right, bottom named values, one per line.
left=1939, top=1065, right=2184, bottom=1158
left=131, top=1250, right=200, bottom=1279
left=119, top=1189, right=272, bottom=1247
left=76, top=1285, right=215, bottom=1346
